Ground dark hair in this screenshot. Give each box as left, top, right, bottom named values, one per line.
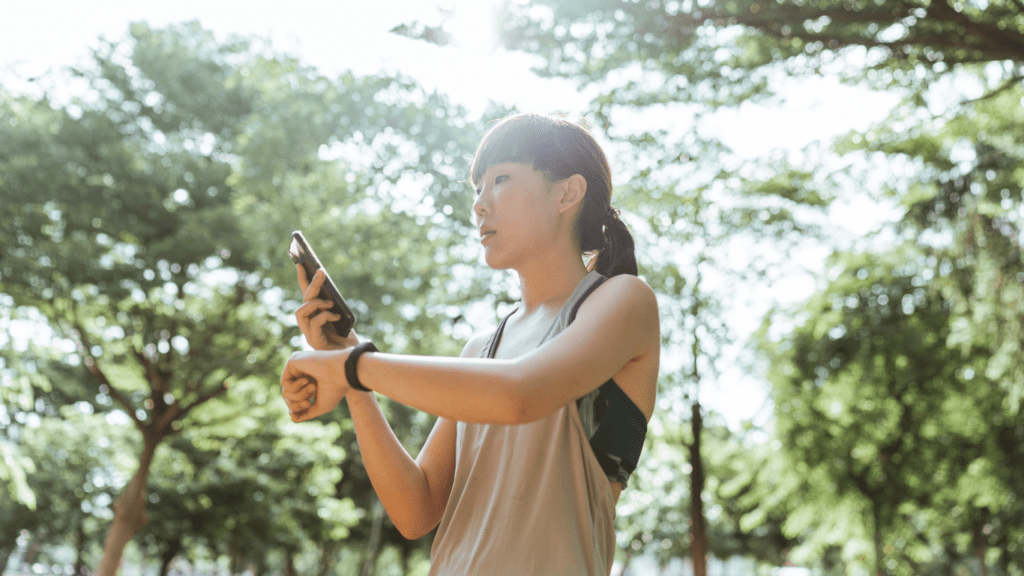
left=470, top=113, right=638, bottom=277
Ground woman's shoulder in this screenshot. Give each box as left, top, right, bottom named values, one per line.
left=594, top=274, right=659, bottom=313
left=575, top=273, right=660, bottom=345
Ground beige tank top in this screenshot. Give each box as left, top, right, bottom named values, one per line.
left=429, top=272, right=617, bottom=575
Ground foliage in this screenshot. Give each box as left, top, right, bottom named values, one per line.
left=0, top=395, right=134, bottom=574
left=440, top=0, right=1024, bottom=106
left=841, top=83, right=1024, bottom=410
left=137, top=387, right=357, bottom=575
left=393, top=2, right=1024, bottom=573
left=1, top=20, right=494, bottom=574
left=759, top=247, right=1024, bottom=574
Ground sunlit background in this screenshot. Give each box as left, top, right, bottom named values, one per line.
left=2, top=0, right=1022, bottom=575
left=1, top=0, right=901, bottom=426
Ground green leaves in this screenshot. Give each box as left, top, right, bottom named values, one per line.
left=759, top=245, right=1024, bottom=572
left=1, top=20, right=491, bottom=572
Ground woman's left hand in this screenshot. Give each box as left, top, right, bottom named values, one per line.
left=280, top=349, right=350, bottom=422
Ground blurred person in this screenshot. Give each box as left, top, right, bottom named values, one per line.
left=280, top=113, right=660, bottom=575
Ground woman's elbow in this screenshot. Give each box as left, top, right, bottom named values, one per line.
left=504, top=375, right=557, bottom=425
left=398, top=523, right=432, bottom=541
left=393, top=508, right=441, bottom=541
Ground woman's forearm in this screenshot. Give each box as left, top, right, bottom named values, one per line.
left=357, top=353, right=522, bottom=424
left=345, top=391, right=435, bottom=539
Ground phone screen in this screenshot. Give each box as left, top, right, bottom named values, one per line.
left=289, top=231, right=356, bottom=338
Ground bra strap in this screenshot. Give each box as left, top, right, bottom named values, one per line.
left=485, top=308, right=517, bottom=359
left=568, top=275, right=607, bottom=324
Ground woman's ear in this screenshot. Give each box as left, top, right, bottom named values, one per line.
left=557, top=174, right=587, bottom=214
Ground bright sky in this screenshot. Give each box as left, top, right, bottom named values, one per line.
left=1, top=0, right=896, bottom=142
left=1, top=0, right=589, bottom=113
left=1, top=0, right=901, bottom=428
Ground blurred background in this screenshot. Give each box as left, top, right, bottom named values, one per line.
left=1, top=1, right=1021, bottom=575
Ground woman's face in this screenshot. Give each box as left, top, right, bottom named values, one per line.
left=472, top=161, right=562, bottom=270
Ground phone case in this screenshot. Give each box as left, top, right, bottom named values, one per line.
left=289, top=231, right=356, bottom=337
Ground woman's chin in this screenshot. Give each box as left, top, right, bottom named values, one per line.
left=482, top=250, right=513, bottom=271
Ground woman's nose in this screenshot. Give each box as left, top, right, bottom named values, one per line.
left=472, top=191, right=487, bottom=222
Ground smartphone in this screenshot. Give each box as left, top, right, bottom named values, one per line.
left=288, top=230, right=356, bottom=338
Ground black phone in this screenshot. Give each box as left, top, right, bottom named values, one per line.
left=289, top=230, right=356, bottom=338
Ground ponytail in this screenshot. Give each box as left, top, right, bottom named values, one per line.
left=592, top=212, right=638, bottom=277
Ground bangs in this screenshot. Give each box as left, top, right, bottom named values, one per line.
left=470, top=114, right=571, bottom=186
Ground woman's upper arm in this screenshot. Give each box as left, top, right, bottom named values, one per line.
left=513, top=275, right=660, bottom=423
left=413, top=333, right=489, bottom=534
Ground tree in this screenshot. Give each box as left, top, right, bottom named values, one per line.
left=591, top=121, right=828, bottom=573
left=0, top=335, right=37, bottom=515
left=838, top=82, right=1024, bottom=410
left=830, top=83, right=1024, bottom=573
left=759, top=246, right=1023, bottom=575
left=0, top=399, right=132, bottom=575
left=461, top=0, right=1024, bottom=103
left=1, top=19, right=296, bottom=571
left=138, top=387, right=357, bottom=576
left=0, top=20, right=493, bottom=569
left=471, top=0, right=1024, bottom=406
left=3, top=20, right=498, bottom=574
left=395, top=3, right=1024, bottom=572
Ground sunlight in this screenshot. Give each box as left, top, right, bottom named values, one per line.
left=446, top=0, right=501, bottom=55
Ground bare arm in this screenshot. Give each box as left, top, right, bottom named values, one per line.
left=282, top=274, right=659, bottom=425
left=343, top=335, right=486, bottom=540
left=286, top=265, right=473, bottom=539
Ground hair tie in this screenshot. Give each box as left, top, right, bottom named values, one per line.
left=605, top=206, right=621, bottom=224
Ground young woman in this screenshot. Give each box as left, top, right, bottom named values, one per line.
left=281, top=113, right=660, bottom=575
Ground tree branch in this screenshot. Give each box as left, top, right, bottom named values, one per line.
left=926, top=0, right=1024, bottom=59
left=176, top=382, right=231, bottom=422
left=963, top=72, right=1024, bottom=104
left=64, top=319, right=146, bottom=432
left=132, top=346, right=156, bottom=388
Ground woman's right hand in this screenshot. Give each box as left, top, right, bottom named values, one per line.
left=295, top=264, right=360, bottom=350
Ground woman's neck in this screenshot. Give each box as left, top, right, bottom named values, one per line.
left=514, top=252, right=589, bottom=316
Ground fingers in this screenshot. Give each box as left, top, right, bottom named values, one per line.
left=296, top=297, right=338, bottom=319
left=296, top=263, right=310, bottom=293
left=295, top=298, right=340, bottom=331
left=302, top=268, right=327, bottom=303
left=282, top=378, right=316, bottom=402
left=283, top=377, right=317, bottom=419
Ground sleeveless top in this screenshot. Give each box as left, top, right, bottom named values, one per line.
left=428, top=272, right=648, bottom=576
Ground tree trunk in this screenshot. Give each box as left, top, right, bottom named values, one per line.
left=96, top=435, right=160, bottom=576
left=284, top=551, right=296, bottom=576
left=689, top=401, right=707, bottom=576
left=872, top=499, right=884, bottom=576
left=158, top=537, right=182, bottom=576
left=22, top=528, right=45, bottom=565
left=360, top=498, right=386, bottom=576
left=317, top=541, right=340, bottom=576
left=399, top=539, right=412, bottom=576
left=973, top=522, right=988, bottom=576
left=74, top=519, right=86, bottom=575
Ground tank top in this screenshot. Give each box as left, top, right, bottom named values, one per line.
left=428, top=272, right=618, bottom=575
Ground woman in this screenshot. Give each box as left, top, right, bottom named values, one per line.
left=281, top=113, right=660, bottom=575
